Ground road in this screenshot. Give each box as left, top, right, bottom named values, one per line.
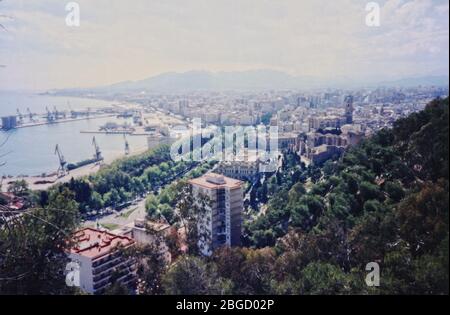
left=83, top=197, right=147, bottom=230
left=82, top=162, right=199, bottom=231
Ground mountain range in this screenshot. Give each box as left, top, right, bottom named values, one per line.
left=54, top=70, right=449, bottom=95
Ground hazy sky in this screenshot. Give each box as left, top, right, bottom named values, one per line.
left=1, top=0, right=448, bottom=90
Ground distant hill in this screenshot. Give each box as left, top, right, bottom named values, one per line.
left=54, top=70, right=449, bottom=95
left=378, top=75, right=449, bottom=88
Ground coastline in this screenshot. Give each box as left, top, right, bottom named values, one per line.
left=1, top=146, right=149, bottom=192
left=2, top=114, right=115, bottom=130
left=0, top=94, right=188, bottom=192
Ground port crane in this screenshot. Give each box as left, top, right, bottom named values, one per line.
left=53, top=106, right=60, bottom=120
left=27, top=108, right=35, bottom=122
left=16, top=109, right=23, bottom=124
left=55, top=144, right=68, bottom=177
left=92, top=136, right=104, bottom=163
left=46, top=106, right=54, bottom=122
left=68, top=103, right=77, bottom=118
left=124, top=134, right=130, bottom=155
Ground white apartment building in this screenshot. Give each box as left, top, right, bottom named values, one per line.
left=68, top=228, right=136, bottom=294
left=131, top=218, right=173, bottom=263
left=188, top=173, right=244, bottom=256
left=216, top=160, right=260, bottom=181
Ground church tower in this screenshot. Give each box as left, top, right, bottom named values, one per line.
left=344, top=95, right=354, bottom=124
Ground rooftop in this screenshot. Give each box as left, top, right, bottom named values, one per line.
left=188, top=172, right=243, bottom=190
left=133, top=218, right=171, bottom=232
left=69, top=228, right=134, bottom=260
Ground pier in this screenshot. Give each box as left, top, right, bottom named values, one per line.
left=1, top=106, right=120, bottom=131
left=6, top=114, right=115, bottom=130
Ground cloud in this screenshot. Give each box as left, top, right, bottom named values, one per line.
left=0, top=0, right=448, bottom=90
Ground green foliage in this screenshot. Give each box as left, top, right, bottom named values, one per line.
left=0, top=188, right=80, bottom=294
left=7, top=179, right=30, bottom=197
left=242, top=97, right=449, bottom=294
left=383, top=181, right=405, bottom=202
left=297, top=262, right=354, bottom=294
left=4, top=98, right=447, bottom=295
left=162, top=256, right=232, bottom=295
left=125, top=243, right=167, bottom=295
left=43, top=145, right=196, bottom=213
left=290, top=195, right=324, bottom=230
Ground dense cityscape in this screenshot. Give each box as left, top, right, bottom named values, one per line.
left=0, top=0, right=448, bottom=305
left=1, top=84, right=448, bottom=295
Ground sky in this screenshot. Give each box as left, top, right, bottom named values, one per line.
left=0, top=0, right=448, bottom=90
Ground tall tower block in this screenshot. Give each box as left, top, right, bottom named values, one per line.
left=344, top=95, right=354, bottom=124
left=188, top=173, right=244, bottom=256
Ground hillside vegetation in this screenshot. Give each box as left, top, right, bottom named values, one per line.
left=168, top=97, right=449, bottom=295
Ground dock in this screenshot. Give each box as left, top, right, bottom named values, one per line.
left=0, top=114, right=116, bottom=130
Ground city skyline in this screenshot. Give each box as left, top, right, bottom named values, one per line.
left=0, top=1, right=448, bottom=298
left=1, top=0, right=449, bottom=90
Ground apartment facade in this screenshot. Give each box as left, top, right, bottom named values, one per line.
left=188, top=173, right=244, bottom=256
left=216, top=160, right=260, bottom=181
left=131, top=218, right=173, bottom=263
left=68, top=228, right=136, bottom=294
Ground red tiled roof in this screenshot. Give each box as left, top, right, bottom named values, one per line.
left=69, top=228, right=134, bottom=260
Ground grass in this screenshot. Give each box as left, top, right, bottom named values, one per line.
left=100, top=223, right=120, bottom=231
left=120, top=207, right=138, bottom=219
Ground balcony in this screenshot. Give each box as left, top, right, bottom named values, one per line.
left=92, top=262, right=137, bottom=292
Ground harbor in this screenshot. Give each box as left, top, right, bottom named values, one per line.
left=1, top=145, right=149, bottom=191
left=0, top=93, right=187, bottom=187
left=7, top=114, right=116, bottom=129
left=1, top=106, right=127, bottom=131
left=0, top=94, right=180, bottom=178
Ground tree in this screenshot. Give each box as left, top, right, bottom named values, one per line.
left=103, top=188, right=120, bottom=207
left=131, top=177, right=145, bottom=196
left=125, top=242, right=167, bottom=295
left=90, top=191, right=104, bottom=210
left=290, top=195, right=324, bottom=230
left=251, top=229, right=276, bottom=248
left=288, top=182, right=306, bottom=203
left=103, top=269, right=130, bottom=295
left=348, top=209, right=397, bottom=267
left=145, top=165, right=162, bottom=186
left=174, top=181, right=210, bottom=255
left=7, top=179, right=29, bottom=197
left=258, top=181, right=268, bottom=203
left=238, top=247, right=276, bottom=294
left=162, top=256, right=231, bottom=295
left=145, top=194, right=159, bottom=218
left=384, top=181, right=405, bottom=202
left=66, top=178, right=92, bottom=207
left=359, top=181, right=381, bottom=203
left=159, top=203, right=174, bottom=224
left=0, top=188, right=79, bottom=294
left=396, top=181, right=449, bottom=256
left=298, top=262, right=355, bottom=295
